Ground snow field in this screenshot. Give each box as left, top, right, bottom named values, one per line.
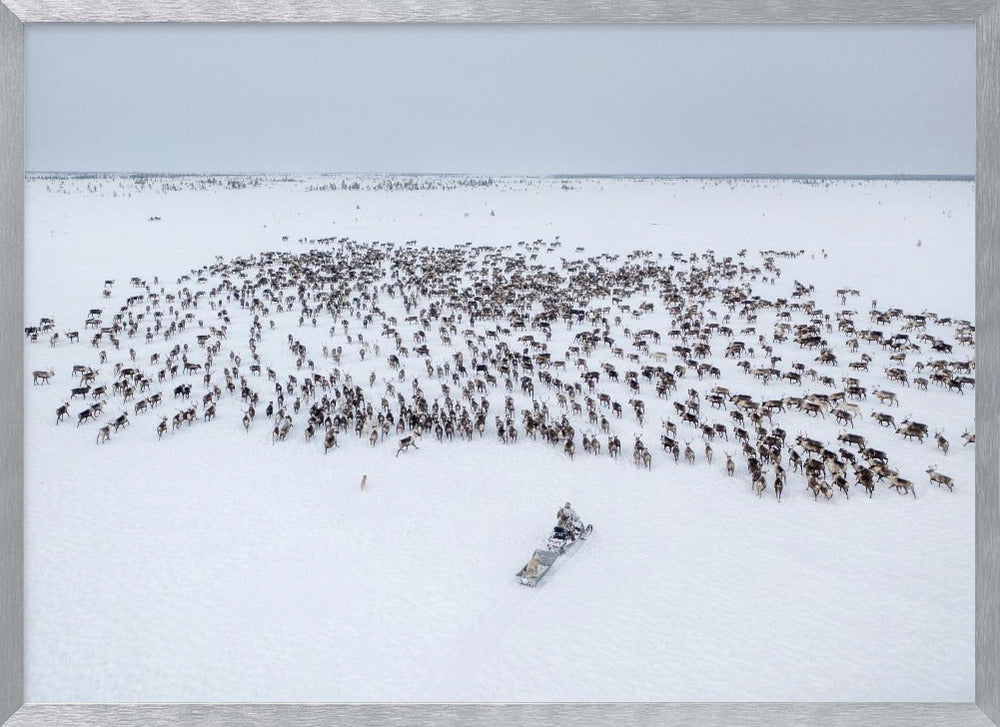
left=24, top=175, right=974, bottom=701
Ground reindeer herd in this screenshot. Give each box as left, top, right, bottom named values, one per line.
left=27, top=235, right=974, bottom=503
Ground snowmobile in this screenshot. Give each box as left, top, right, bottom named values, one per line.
left=516, top=520, right=594, bottom=586
left=547, top=521, right=593, bottom=553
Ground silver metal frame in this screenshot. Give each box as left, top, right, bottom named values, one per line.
left=1, top=5, right=997, bottom=726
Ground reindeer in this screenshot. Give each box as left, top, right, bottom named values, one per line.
left=96, top=425, right=111, bottom=444
left=962, top=429, right=975, bottom=446
left=837, top=432, right=866, bottom=451
left=935, top=431, right=950, bottom=455
left=873, top=389, right=899, bottom=406
left=629, top=398, right=646, bottom=425
left=796, top=435, right=824, bottom=455
left=832, top=408, right=855, bottom=427
left=585, top=433, right=601, bottom=456
left=888, top=473, right=917, bottom=498
left=633, top=438, right=651, bottom=469
left=834, top=476, right=850, bottom=498
left=855, top=466, right=875, bottom=498
left=396, top=432, right=420, bottom=457
left=272, top=420, right=292, bottom=443
left=800, top=400, right=825, bottom=418
left=23, top=228, right=974, bottom=504
left=156, top=417, right=168, bottom=439
left=896, top=421, right=927, bottom=443
left=55, top=402, right=69, bottom=424
left=683, top=441, right=695, bottom=465
left=32, top=369, right=55, bottom=385
left=753, top=471, right=767, bottom=498
left=926, top=466, right=954, bottom=492
left=871, top=412, right=895, bottom=428
left=638, top=447, right=653, bottom=469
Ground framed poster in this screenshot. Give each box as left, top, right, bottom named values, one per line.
left=1, top=6, right=998, bottom=727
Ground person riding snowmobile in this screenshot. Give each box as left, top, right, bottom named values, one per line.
left=556, top=502, right=581, bottom=535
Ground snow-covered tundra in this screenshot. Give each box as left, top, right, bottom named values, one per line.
left=24, top=174, right=974, bottom=702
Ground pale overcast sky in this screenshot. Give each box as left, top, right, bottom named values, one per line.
left=25, top=24, right=975, bottom=176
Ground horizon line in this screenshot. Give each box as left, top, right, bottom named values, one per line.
left=24, top=170, right=976, bottom=181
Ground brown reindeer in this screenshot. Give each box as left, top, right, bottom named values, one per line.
left=935, top=431, right=949, bottom=455
left=397, top=432, right=421, bottom=457
left=888, top=473, right=917, bottom=498
left=753, top=472, right=767, bottom=498
left=926, top=466, right=954, bottom=492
